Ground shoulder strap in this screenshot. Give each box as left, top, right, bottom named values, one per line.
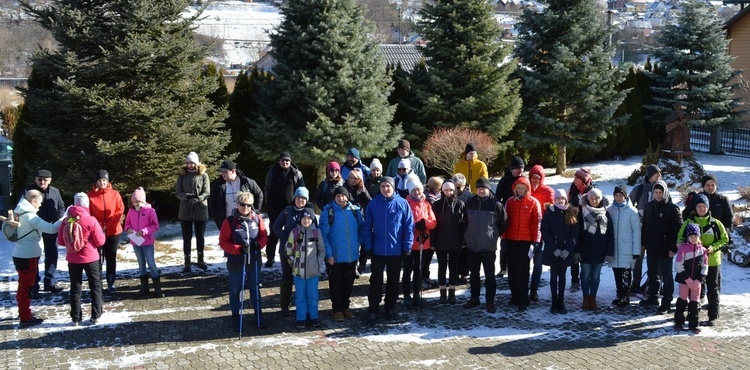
left=327, top=207, right=334, bottom=226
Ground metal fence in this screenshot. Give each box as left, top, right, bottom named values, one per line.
left=690, top=127, right=750, bottom=157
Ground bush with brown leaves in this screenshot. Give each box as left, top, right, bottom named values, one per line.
left=421, top=127, right=499, bottom=175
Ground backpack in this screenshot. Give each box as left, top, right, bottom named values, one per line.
left=2, top=214, right=35, bottom=242
left=327, top=206, right=359, bottom=226
left=61, top=216, right=86, bottom=253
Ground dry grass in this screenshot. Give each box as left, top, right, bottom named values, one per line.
left=739, top=186, right=750, bottom=202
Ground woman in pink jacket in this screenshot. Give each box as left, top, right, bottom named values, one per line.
left=124, top=187, right=163, bottom=298
left=58, top=193, right=106, bottom=326
left=403, top=175, right=437, bottom=307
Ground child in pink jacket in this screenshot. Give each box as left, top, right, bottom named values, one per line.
left=124, top=187, right=163, bottom=298
left=674, top=223, right=708, bottom=333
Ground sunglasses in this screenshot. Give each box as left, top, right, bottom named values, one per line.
left=398, top=168, right=407, bottom=171
left=238, top=202, right=252, bottom=208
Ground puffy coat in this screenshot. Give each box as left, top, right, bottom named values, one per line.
left=386, top=152, right=427, bottom=183
left=315, top=178, right=343, bottom=210
left=607, top=200, right=641, bottom=268
left=528, top=165, right=555, bottom=207
left=503, top=177, right=542, bottom=243
left=219, top=209, right=268, bottom=265
left=272, top=204, right=317, bottom=243
left=264, top=162, right=305, bottom=215
left=464, top=193, right=508, bottom=252
left=674, top=242, right=708, bottom=284
left=208, top=170, right=263, bottom=228
left=124, top=203, right=160, bottom=247
left=88, top=184, right=125, bottom=237
left=431, top=196, right=467, bottom=252
left=365, top=176, right=382, bottom=199
left=320, top=201, right=366, bottom=263
left=363, top=194, right=414, bottom=257
left=576, top=205, right=615, bottom=264
left=406, top=196, right=437, bottom=251
left=541, top=205, right=579, bottom=267
left=676, top=214, right=729, bottom=267
left=58, top=205, right=105, bottom=264
left=453, top=153, right=488, bottom=195
left=22, top=183, right=65, bottom=223
left=341, top=149, right=371, bottom=180
left=641, top=184, right=682, bottom=258
left=175, top=164, right=210, bottom=222
left=286, top=224, right=326, bottom=278
left=11, top=198, right=62, bottom=259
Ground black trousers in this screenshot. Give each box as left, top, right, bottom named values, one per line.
left=612, top=267, right=632, bottom=297
left=368, top=255, right=402, bottom=313
left=706, top=266, right=721, bottom=320
left=69, top=260, right=103, bottom=322
left=506, top=240, right=531, bottom=305
left=329, top=262, right=357, bottom=312
left=421, top=248, right=435, bottom=280
left=402, top=251, right=421, bottom=298
left=436, top=250, right=459, bottom=286
left=549, top=265, right=568, bottom=300
left=180, top=220, right=206, bottom=256
left=468, top=249, right=497, bottom=303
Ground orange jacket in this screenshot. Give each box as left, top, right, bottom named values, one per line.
left=88, top=185, right=125, bottom=237
left=503, top=177, right=542, bottom=243
left=407, top=196, right=437, bottom=250
left=529, top=165, right=555, bottom=207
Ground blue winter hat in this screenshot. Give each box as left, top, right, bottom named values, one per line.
left=692, top=193, right=709, bottom=209
left=347, top=147, right=361, bottom=160
left=294, top=187, right=309, bottom=200
left=686, top=223, right=701, bottom=238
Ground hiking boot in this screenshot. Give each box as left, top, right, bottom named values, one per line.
left=196, top=254, right=208, bottom=270
left=137, top=276, right=150, bottom=297
left=569, top=282, right=580, bottom=292
left=486, top=302, right=496, bottom=313
left=589, top=296, right=599, bottom=311
left=265, top=260, right=275, bottom=268
left=20, top=317, right=44, bottom=327
left=342, top=309, right=355, bottom=319
left=639, top=297, right=659, bottom=306
left=280, top=306, right=291, bottom=317
left=421, top=281, right=432, bottom=290
left=656, top=304, right=670, bottom=315
left=152, top=277, right=165, bottom=298
left=296, top=320, right=306, bottom=329
left=357, top=265, right=367, bottom=275
left=43, top=283, right=63, bottom=293
left=447, top=289, right=457, bottom=304
left=439, top=289, right=447, bottom=304
left=463, top=298, right=480, bottom=309
left=496, top=269, right=507, bottom=278
left=557, top=299, right=568, bottom=314
left=310, top=318, right=321, bottom=327
left=367, top=313, right=378, bottom=326
left=530, top=287, right=539, bottom=302
left=333, top=312, right=345, bottom=322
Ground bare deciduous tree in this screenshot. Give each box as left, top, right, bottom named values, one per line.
left=422, top=127, right=499, bottom=176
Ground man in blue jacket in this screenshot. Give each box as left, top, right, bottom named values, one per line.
left=320, top=187, right=367, bottom=322
left=363, top=177, right=414, bottom=325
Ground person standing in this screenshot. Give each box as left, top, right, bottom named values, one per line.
left=11, top=190, right=62, bottom=326
left=541, top=189, right=579, bottom=314
left=175, top=152, right=210, bottom=272
left=453, top=143, right=488, bottom=195
left=365, top=159, right=384, bottom=199
left=628, top=164, right=662, bottom=295
left=363, top=177, right=414, bottom=325
left=607, top=185, right=641, bottom=307
left=402, top=176, right=437, bottom=307
left=22, top=169, right=65, bottom=295
left=431, top=180, right=467, bottom=304
left=88, top=170, right=125, bottom=293
left=59, top=193, right=106, bottom=325
left=682, top=174, right=734, bottom=232
left=341, top=147, right=371, bottom=181
left=124, top=187, right=164, bottom=298
left=208, top=160, right=263, bottom=229
left=639, top=180, right=682, bottom=314
left=320, top=187, right=366, bottom=322
left=285, top=208, right=326, bottom=329
left=265, top=152, right=305, bottom=268
left=674, top=224, right=708, bottom=333
left=342, top=168, right=371, bottom=276
left=393, top=158, right=412, bottom=199
left=528, top=164, right=555, bottom=302
left=575, top=189, right=614, bottom=311
left=451, top=173, right=472, bottom=284
left=315, top=161, right=344, bottom=211
left=494, top=156, right=524, bottom=278
left=463, top=178, right=508, bottom=313
left=385, top=139, right=427, bottom=183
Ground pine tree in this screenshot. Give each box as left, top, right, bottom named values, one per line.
left=412, top=0, right=520, bottom=147
left=19, top=0, right=229, bottom=193
left=227, top=67, right=272, bottom=179
left=514, top=0, right=628, bottom=173
left=647, top=0, right=738, bottom=128
left=250, top=0, right=401, bottom=176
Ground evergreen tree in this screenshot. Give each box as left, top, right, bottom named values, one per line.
left=250, top=0, right=400, bottom=176
left=412, top=0, right=520, bottom=146
left=647, top=0, right=738, bottom=128
left=514, top=0, right=628, bottom=173
left=19, top=0, right=229, bottom=193
left=202, top=62, right=230, bottom=117
left=226, top=67, right=272, bottom=179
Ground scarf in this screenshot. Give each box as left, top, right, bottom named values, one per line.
left=582, top=204, right=607, bottom=235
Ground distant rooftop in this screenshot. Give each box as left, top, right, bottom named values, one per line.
left=254, top=44, right=425, bottom=72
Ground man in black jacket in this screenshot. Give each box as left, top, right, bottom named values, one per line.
left=208, top=160, right=264, bottom=229
left=264, top=152, right=305, bottom=267
left=23, top=169, right=65, bottom=295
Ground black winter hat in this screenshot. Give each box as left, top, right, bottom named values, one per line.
left=464, top=143, right=477, bottom=154
left=95, top=169, right=109, bottom=182
left=300, top=208, right=316, bottom=224
left=475, top=178, right=491, bottom=190
left=220, top=160, right=237, bottom=171
left=333, top=186, right=350, bottom=199
left=509, top=156, right=524, bottom=170
left=613, top=185, right=627, bottom=198
left=279, top=152, right=292, bottom=161
left=646, top=164, right=661, bottom=179
left=701, top=174, right=718, bottom=188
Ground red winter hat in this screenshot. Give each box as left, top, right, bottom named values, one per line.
left=574, top=168, right=592, bottom=186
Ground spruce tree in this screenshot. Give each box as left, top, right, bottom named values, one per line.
left=226, top=67, right=272, bottom=179
left=514, top=0, right=628, bottom=173
left=647, top=0, right=738, bottom=128
left=412, top=0, right=520, bottom=147
left=19, top=0, right=229, bottom=193
left=250, top=0, right=401, bottom=175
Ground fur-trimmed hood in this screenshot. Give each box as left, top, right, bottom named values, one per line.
left=179, top=163, right=207, bottom=176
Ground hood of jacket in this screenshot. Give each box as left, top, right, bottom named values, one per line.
left=528, top=165, right=546, bottom=184
left=14, top=198, right=38, bottom=216
left=512, top=176, right=532, bottom=196
left=68, top=205, right=91, bottom=218
left=179, top=163, right=207, bottom=176
left=653, top=179, right=671, bottom=203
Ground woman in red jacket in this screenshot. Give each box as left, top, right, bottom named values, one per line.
left=87, top=170, right=125, bottom=294
left=403, top=175, right=436, bottom=307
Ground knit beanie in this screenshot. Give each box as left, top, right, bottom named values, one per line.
left=646, top=164, right=661, bottom=179
left=575, top=168, right=592, bottom=186
left=300, top=208, right=316, bottom=224
left=347, top=147, right=361, bottom=160
left=442, top=180, right=456, bottom=191
left=701, top=174, right=718, bottom=188
left=131, top=187, right=146, bottom=203
left=398, top=158, right=411, bottom=170
left=370, top=158, right=383, bottom=172
left=693, top=193, right=709, bottom=208
left=185, top=152, right=200, bottom=165
left=294, top=187, right=309, bottom=200
left=475, top=177, right=491, bottom=190
left=382, top=176, right=396, bottom=188
left=613, top=185, right=627, bottom=198
left=406, top=174, right=423, bottom=194
left=554, top=189, right=567, bottom=201
left=510, top=156, right=525, bottom=170
left=465, top=143, right=477, bottom=154
left=73, top=192, right=89, bottom=208
left=95, top=169, right=109, bottom=182
left=279, top=151, right=292, bottom=161
left=327, top=161, right=341, bottom=172
left=686, top=223, right=701, bottom=238
left=397, top=139, right=411, bottom=151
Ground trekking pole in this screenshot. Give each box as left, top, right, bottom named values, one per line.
left=417, top=234, right=425, bottom=310
left=254, top=248, right=262, bottom=329
left=239, top=254, right=246, bottom=339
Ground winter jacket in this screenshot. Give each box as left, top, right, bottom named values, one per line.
left=528, top=165, right=555, bottom=207
left=88, top=184, right=125, bottom=237
left=124, top=204, right=160, bottom=247
left=286, top=224, right=325, bottom=279
left=363, top=194, right=414, bottom=257
left=568, top=183, right=610, bottom=208
left=607, top=200, right=641, bottom=269
left=406, top=195, right=437, bottom=251
left=677, top=214, right=728, bottom=267
left=58, top=205, right=105, bottom=264
left=343, top=182, right=371, bottom=210
left=366, top=175, right=382, bottom=199
left=494, top=170, right=520, bottom=205
left=264, top=162, right=305, bottom=215
left=175, top=164, right=210, bottom=222
left=431, top=196, right=467, bottom=252
left=219, top=209, right=268, bottom=265
left=503, top=177, right=542, bottom=243
left=272, top=204, right=318, bottom=244
left=641, top=184, right=682, bottom=258
left=315, top=178, right=344, bottom=210
left=22, top=183, right=65, bottom=224
left=208, top=170, right=263, bottom=228
left=682, top=191, right=733, bottom=231
left=386, top=152, right=427, bottom=183
left=341, top=157, right=370, bottom=181
left=453, top=153, right=488, bottom=195
left=393, top=172, right=411, bottom=199
left=456, top=188, right=472, bottom=204
left=464, top=193, right=508, bottom=252
left=541, top=205, right=579, bottom=267
left=628, top=176, right=656, bottom=216
left=674, top=242, right=708, bottom=284
left=11, top=198, right=62, bottom=259
left=320, top=201, right=366, bottom=263
left=576, top=205, right=615, bottom=264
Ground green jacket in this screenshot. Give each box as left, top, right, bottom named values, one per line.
left=676, top=214, right=728, bottom=267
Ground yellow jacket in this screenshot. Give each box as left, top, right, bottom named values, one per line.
left=453, top=153, right=488, bottom=193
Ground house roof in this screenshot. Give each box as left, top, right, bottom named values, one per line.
left=725, top=5, right=750, bottom=29
left=253, top=44, right=425, bottom=72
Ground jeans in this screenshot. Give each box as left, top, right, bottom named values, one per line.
left=69, top=260, right=102, bottom=322
left=506, top=240, right=531, bottom=305
left=646, top=255, right=674, bottom=302
left=181, top=220, right=206, bottom=257
left=549, top=265, right=568, bottom=299
left=227, top=256, right=261, bottom=318
left=13, top=257, right=38, bottom=321
left=706, top=266, right=721, bottom=320
left=294, top=276, right=320, bottom=321
left=402, top=251, right=421, bottom=298
left=329, top=262, right=357, bottom=312
left=368, top=255, right=402, bottom=313
left=436, top=250, right=459, bottom=287
left=530, top=242, right=543, bottom=288
left=468, top=249, right=497, bottom=303
left=133, top=245, right=159, bottom=278
left=580, top=263, right=603, bottom=297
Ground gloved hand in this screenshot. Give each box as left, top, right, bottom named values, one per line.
left=706, top=246, right=715, bottom=254
left=604, top=255, right=614, bottom=264
left=250, top=239, right=261, bottom=251
left=402, top=250, right=411, bottom=258
left=187, top=194, right=198, bottom=199
left=415, top=219, right=426, bottom=232
left=241, top=244, right=249, bottom=254
left=553, top=249, right=562, bottom=258
left=572, top=253, right=581, bottom=264
left=560, top=250, right=570, bottom=260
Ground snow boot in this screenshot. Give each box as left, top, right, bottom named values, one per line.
left=152, top=277, right=165, bottom=298
left=196, top=253, right=208, bottom=270
left=183, top=255, right=191, bottom=273
left=106, top=273, right=117, bottom=293
left=530, top=286, right=539, bottom=302
left=582, top=295, right=591, bottom=311
left=550, top=294, right=559, bottom=313
left=657, top=297, right=672, bottom=314
left=557, top=297, right=568, bottom=314
left=439, top=288, right=448, bottom=304
left=280, top=279, right=293, bottom=316
left=674, top=298, right=687, bottom=329
left=136, top=276, right=149, bottom=297
left=687, top=301, right=700, bottom=331
left=447, top=288, right=457, bottom=304
left=589, top=296, right=599, bottom=311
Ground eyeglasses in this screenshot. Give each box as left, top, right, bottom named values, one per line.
left=238, top=202, right=252, bottom=208
left=280, top=159, right=291, bottom=163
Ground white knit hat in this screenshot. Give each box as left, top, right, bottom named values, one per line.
left=186, top=151, right=200, bottom=165
left=398, top=158, right=411, bottom=170
left=406, top=174, right=423, bottom=194
left=370, top=158, right=383, bottom=172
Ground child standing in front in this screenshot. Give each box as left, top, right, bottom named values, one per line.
left=674, top=223, right=708, bottom=333
left=124, top=187, right=163, bottom=298
left=286, top=208, right=326, bottom=329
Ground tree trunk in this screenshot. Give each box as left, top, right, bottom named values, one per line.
left=556, top=145, right=566, bottom=175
